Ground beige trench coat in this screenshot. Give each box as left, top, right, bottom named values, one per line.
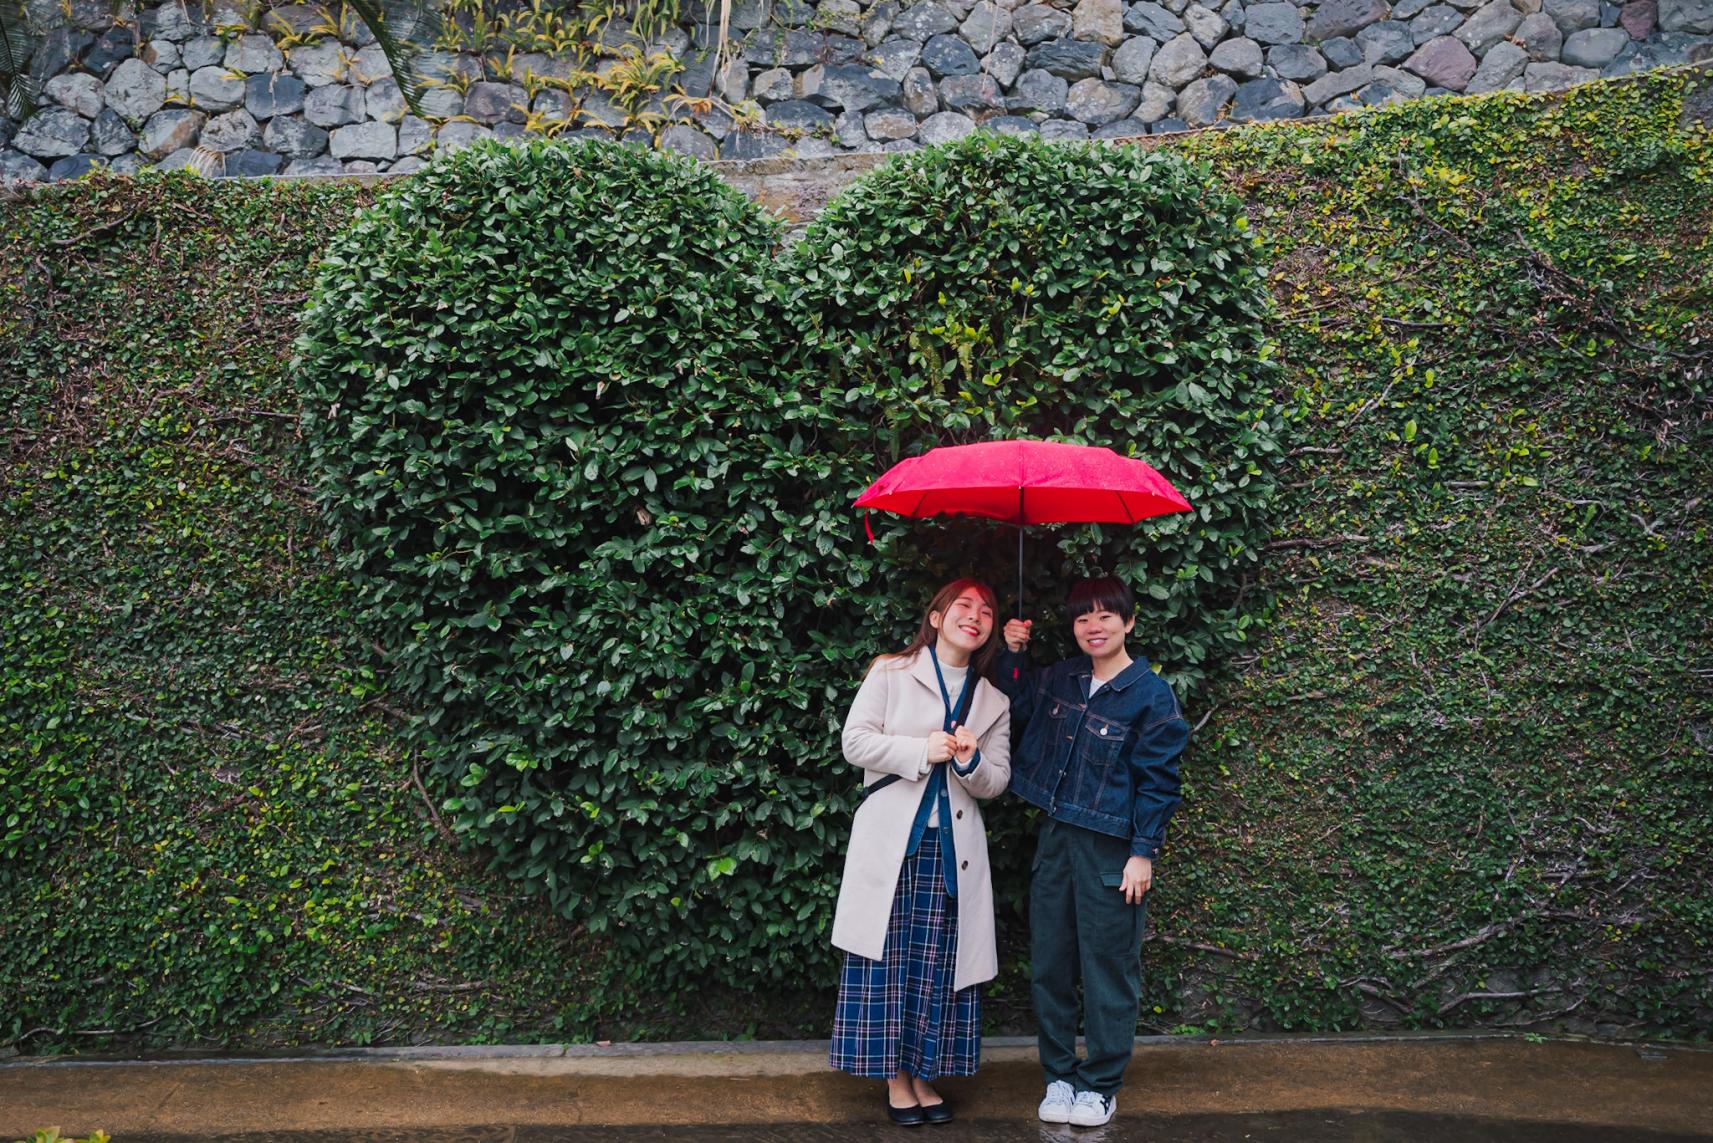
left=831, top=648, right=1012, bottom=992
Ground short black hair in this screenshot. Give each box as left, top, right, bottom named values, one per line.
left=1065, top=576, right=1136, bottom=624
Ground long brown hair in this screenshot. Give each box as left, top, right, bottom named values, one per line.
left=878, top=578, right=1002, bottom=681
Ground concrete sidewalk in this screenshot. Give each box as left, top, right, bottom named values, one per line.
left=3, top=1035, right=1711, bottom=1139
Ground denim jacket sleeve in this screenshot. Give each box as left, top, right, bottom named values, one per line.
left=994, top=647, right=1046, bottom=728
left=1128, top=681, right=1189, bottom=860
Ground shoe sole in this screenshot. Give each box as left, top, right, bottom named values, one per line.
left=1038, top=1108, right=1073, bottom=1124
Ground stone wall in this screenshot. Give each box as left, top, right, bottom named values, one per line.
left=2, top=0, right=1711, bottom=182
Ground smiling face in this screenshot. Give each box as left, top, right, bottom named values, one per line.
left=1073, top=606, right=1135, bottom=665
left=930, top=588, right=996, bottom=664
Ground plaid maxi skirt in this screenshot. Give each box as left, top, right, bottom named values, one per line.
left=830, top=827, right=982, bottom=1080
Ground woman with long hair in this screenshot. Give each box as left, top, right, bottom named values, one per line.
left=830, top=578, right=1012, bottom=1126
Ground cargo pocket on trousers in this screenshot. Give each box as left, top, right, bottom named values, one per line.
left=1099, top=871, right=1123, bottom=889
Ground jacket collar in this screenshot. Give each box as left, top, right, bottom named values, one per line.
left=1072, top=653, right=1153, bottom=693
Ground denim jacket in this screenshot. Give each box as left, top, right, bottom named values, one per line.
left=995, top=648, right=1188, bottom=859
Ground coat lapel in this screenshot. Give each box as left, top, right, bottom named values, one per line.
left=904, top=648, right=1007, bottom=740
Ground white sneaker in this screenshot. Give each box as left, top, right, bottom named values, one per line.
left=1069, top=1090, right=1117, bottom=1127
left=1037, top=1079, right=1076, bottom=1123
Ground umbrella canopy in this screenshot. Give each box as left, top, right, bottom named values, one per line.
left=855, top=440, right=1193, bottom=616
left=855, top=439, right=1192, bottom=525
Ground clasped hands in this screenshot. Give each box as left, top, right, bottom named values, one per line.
left=926, top=724, right=978, bottom=768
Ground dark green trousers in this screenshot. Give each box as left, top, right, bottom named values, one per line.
left=1030, top=817, right=1148, bottom=1096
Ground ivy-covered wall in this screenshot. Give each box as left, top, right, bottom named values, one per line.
left=2, top=69, right=1709, bottom=1053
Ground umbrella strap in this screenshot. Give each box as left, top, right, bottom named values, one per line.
left=864, top=511, right=874, bottom=544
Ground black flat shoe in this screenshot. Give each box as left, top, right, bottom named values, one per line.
left=887, top=1098, right=925, bottom=1127
left=921, top=1100, right=953, bottom=1124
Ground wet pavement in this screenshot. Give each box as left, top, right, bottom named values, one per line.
left=5, top=1036, right=1711, bottom=1141
left=108, top=1119, right=1713, bottom=1143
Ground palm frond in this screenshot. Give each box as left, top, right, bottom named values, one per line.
left=0, top=0, right=43, bottom=122
left=343, top=0, right=445, bottom=116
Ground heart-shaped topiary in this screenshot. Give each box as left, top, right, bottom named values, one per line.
left=297, top=135, right=1282, bottom=995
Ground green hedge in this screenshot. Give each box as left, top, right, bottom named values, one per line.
left=2, top=69, right=1709, bottom=1052
left=292, top=134, right=1277, bottom=992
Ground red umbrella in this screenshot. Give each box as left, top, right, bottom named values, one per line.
left=854, top=439, right=1192, bottom=612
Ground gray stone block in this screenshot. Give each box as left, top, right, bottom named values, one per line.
left=1074, top=0, right=1128, bottom=44
left=14, top=108, right=91, bottom=158
left=1321, top=34, right=1364, bottom=63
left=288, top=41, right=347, bottom=86
left=1231, top=74, right=1306, bottom=116
left=1015, top=3, right=1074, bottom=42
left=264, top=114, right=327, bottom=156
left=45, top=72, right=104, bottom=118
left=1126, top=1, right=1187, bottom=38
left=1523, top=58, right=1600, bottom=84
left=1137, top=78, right=1176, bottom=118
left=1091, top=115, right=1148, bottom=135
left=1659, top=0, right=1713, bottom=31
left=1516, top=10, right=1565, bottom=52
left=199, top=108, right=258, bottom=151
left=896, top=1, right=961, bottom=39
left=219, top=148, right=283, bottom=177
left=0, top=150, right=50, bottom=185
left=866, top=38, right=924, bottom=80
left=1302, top=59, right=1373, bottom=100
left=245, top=73, right=305, bottom=119
left=923, top=32, right=983, bottom=73
left=820, top=0, right=866, bottom=35
left=1008, top=66, right=1070, bottom=109
left=1176, top=71, right=1236, bottom=122
left=138, top=108, right=205, bottom=159
left=1466, top=37, right=1529, bottom=86
left=962, top=1, right=1015, bottom=52
left=1210, top=34, right=1265, bottom=73
left=143, top=40, right=182, bottom=72
left=225, top=34, right=284, bottom=75
left=941, top=71, right=1007, bottom=110
left=397, top=115, right=432, bottom=155
left=181, top=34, right=225, bottom=71
left=904, top=65, right=941, bottom=112
left=864, top=1, right=901, bottom=44
left=1408, top=5, right=1464, bottom=42
left=1358, top=20, right=1415, bottom=60
left=1403, top=33, right=1478, bottom=86
left=328, top=120, right=395, bottom=160
left=304, top=83, right=364, bottom=127
left=1306, top=0, right=1390, bottom=39
left=1065, top=75, right=1143, bottom=120
left=1038, top=117, right=1091, bottom=138
left=766, top=99, right=838, bottom=130
left=1545, top=0, right=1601, bottom=30
left=987, top=114, right=1041, bottom=132
left=106, top=58, right=167, bottom=121
left=1113, top=34, right=1160, bottom=80
left=47, top=153, right=101, bottom=180
left=143, top=2, right=211, bottom=43
left=1027, top=36, right=1110, bottom=76
left=463, top=82, right=526, bottom=123
left=1268, top=42, right=1328, bottom=77
left=985, top=40, right=1028, bottom=85
left=802, top=62, right=904, bottom=110
left=866, top=106, right=920, bottom=137
left=90, top=109, right=135, bottom=155
left=281, top=155, right=345, bottom=176
left=1243, top=1, right=1306, bottom=41
left=919, top=109, right=978, bottom=140
left=188, top=65, right=245, bottom=111
left=1183, top=2, right=1230, bottom=46
left=658, top=123, right=718, bottom=158
left=365, top=79, right=406, bottom=123
left=753, top=66, right=796, bottom=100
left=1561, top=25, right=1630, bottom=61
left=1149, top=31, right=1208, bottom=83
left=1455, top=0, right=1526, bottom=51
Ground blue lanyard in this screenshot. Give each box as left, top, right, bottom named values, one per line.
left=905, top=645, right=971, bottom=898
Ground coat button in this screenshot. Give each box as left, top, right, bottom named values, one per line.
left=960, top=860, right=969, bottom=870
left=956, top=810, right=964, bottom=820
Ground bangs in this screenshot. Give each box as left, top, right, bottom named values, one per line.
left=1065, top=576, right=1135, bottom=623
